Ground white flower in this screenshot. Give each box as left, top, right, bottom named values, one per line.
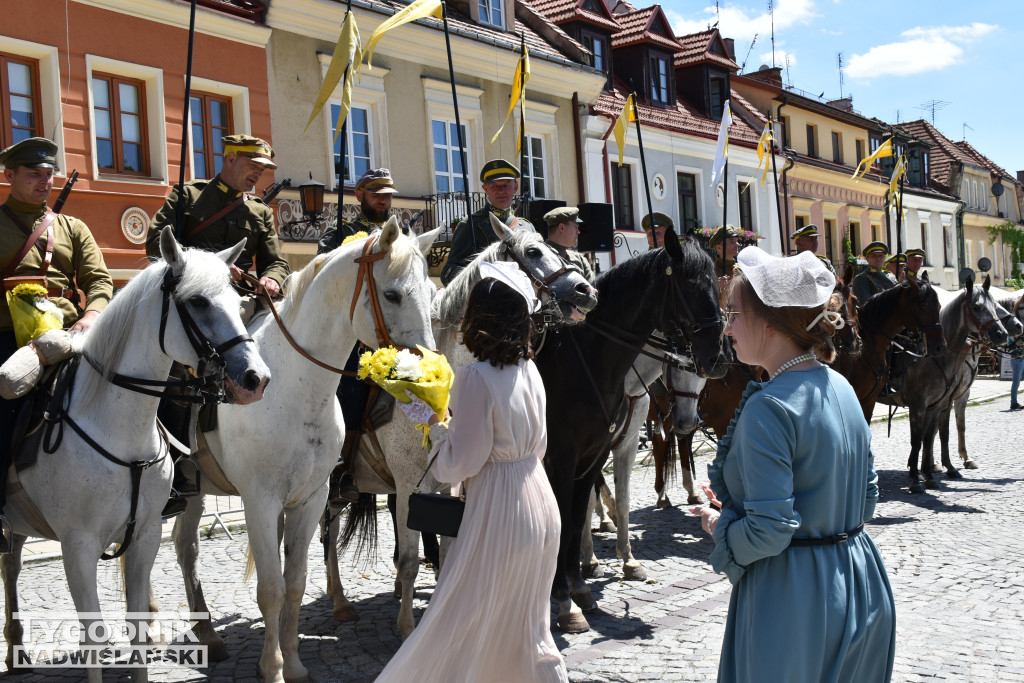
left=35, top=298, right=64, bottom=325
left=394, top=349, right=423, bottom=381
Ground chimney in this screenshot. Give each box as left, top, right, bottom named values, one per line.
left=1018, top=171, right=1024, bottom=185
left=746, top=65, right=782, bottom=87
left=827, top=97, right=854, bottom=112
left=723, top=38, right=736, bottom=61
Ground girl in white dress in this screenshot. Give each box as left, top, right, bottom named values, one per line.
left=377, top=266, right=567, bottom=683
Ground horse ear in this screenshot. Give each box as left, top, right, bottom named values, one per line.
left=920, top=270, right=930, bottom=283
left=983, top=274, right=991, bottom=291
left=663, top=226, right=683, bottom=259
left=416, top=226, right=443, bottom=256
left=490, top=213, right=511, bottom=242
left=379, top=216, right=401, bottom=252
left=215, top=237, right=246, bottom=268
left=159, top=226, right=185, bottom=276
left=842, top=264, right=854, bottom=286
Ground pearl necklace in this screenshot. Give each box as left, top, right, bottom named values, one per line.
left=770, top=352, right=817, bottom=381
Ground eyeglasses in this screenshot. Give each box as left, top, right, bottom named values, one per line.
left=723, top=308, right=742, bottom=325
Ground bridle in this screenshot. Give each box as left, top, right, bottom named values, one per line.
left=498, top=239, right=578, bottom=329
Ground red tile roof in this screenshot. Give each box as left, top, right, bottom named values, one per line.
left=528, top=0, right=621, bottom=31
left=610, top=6, right=680, bottom=51
left=591, top=82, right=762, bottom=147
left=955, top=140, right=1015, bottom=181
left=674, top=29, right=738, bottom=71
left=197, top=0, right=266, bottom=21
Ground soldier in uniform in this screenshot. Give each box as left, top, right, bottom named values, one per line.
left=542, top=206, right=594, bottom=281
left=792, top=224, right=837, bottom=276
left=710, top=224, right=740, bottom=285
left=641, top=211, right=673, bottom=251
left=146, top=134, right=290, bottom=515
left=146, top=134, right=290, bottom=299
left=440, top=159, right=534, bottom=286
left=0, top=137, right=114, bottom=539
left=852, top=241, right=896, bottom=308
left=885, top=253, right=906, bottom=281
left=318, top=168, right=398, bottom=252
left=906, top=248, right=925, bottom=279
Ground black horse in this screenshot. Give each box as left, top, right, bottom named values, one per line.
left=533, top=229, right=728, bottom=632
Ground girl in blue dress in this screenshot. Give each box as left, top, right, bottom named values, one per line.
left=693, top=246, right=896, bottom=683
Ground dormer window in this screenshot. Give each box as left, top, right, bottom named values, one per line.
left=582, top=32, right=606, bottom=72
left=478, top=0, right=504, bottom=28
left=709, top=76, right=725, bottom=120
left=649, top=54, right=670, bottom=104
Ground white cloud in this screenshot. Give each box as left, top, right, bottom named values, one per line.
left=846, top=23, right=997, bottom=78
left=665, top=0, right=818, bottom=43
left=758, top=49, right=796, bottom=68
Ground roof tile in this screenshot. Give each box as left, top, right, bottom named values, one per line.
left=610, top=6, right=680, bottom=51
left=674, top=29, right=738, bottom=70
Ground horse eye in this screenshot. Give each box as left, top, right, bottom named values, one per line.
left=187, top=295, right=209, bottom=308
left=383, top=289, right=402, bottom=304
left=526, top=247, right=541, bottom=257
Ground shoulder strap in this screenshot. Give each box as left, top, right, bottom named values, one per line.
left=186, top=193, right=249, bottom=241
left=2, top=206, right=57, bottom=279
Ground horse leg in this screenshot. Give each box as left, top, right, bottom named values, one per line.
left=323, top=509, right=357, bottom=622
left=279, top=491, right=326, bottom=682
left=549, top=463, right=587, bottom=633
left=394, top=491, right=422, bottom=639
left=2, top=534, right=31, bottom=673
left=614, top=430, right=645, bottom=581
left=245, top=502, right=288, bottom=683
left=593, top=473, right=616, bottom=532
left=652, top=425, right=670, bottom=509
left=123, top=523, right=163, bottom=683
left=907, top=412, right=925, bottom=494
left=386, top=495, right=403, bottom=597
left=955, top=392, right=974, bottom=470
left=680, top=430, right=701, bottom=505
left=938, top=398, right=963, bottom=478
left=569, top=474, right=599, bottom=615
left=580, top=490, right=601, bottom=579
left=172, top=495, right=228, bottom=661
left=61, top=536, right=106, bottom=683
left=922, top=412, right=941, bottom=490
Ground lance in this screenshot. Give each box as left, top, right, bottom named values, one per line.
left=721, top=158, right=729, bottom=276
left=518, top=32, right=528, bottom=202
left=173, top=0, right=199, bottom=242
left=768, top=119, right=786, bottom=255
left=628, top=80, right=656, bottom=248
left=896, top=158, right=905, bottom=276
left=441, top=2, right=476, bottom=251
left=336, top=0, right=354, bottom=225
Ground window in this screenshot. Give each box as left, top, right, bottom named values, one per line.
left=872, top=224, right=881, bottom=242
left=737, top=181, right=752, bottom=231
left=92, top=72, right=149, bottom=176
left=943, top=225, right=954, bottom=267
left=795, top=215, right=806, bottom=230
left=0, top=53, right=42, bottom=149
left=831, top=132, right=842, bottom=163
left=806, top=124, right=817, bottom=157
left=522, top=135, right=546, bottom=198
left=781, top=116, right=791, bottom=148
left=848, top=221, right=859, bottom=259
left=855, top=139, right=864, bottom=165
left=677, top=172, right=698, bottom=234
left=981, top=182, right=987, bottom=210
left=965, top=240, right=972, bottom=270
left=581, top=31, right=607, bottom=74
left=649, top=55, right=670, bottom=105
left=824, top=219, right=835, bottom=261
left=972, top=180, right=978, bottom=208
left=189, top=93, right=231, bottom=180
left=709, top=76, right=726, bottom=120
left=611, top=163, right=633, bottom=230
left=478, top=0, right=504, bottom=28
left=432, top=118, right=468, bottom=194
left=920, top=223, right=929, bottom=265
left=921, top=152, right=930, bottom=187
left=331, top=104, right=371, bottom=187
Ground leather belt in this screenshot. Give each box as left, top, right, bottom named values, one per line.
left=48, top=287, right=79, bottom=303
left=788, top=523, right=864, bottom=547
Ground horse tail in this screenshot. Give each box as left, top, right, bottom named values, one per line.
left=339, top=493, right=379, bottom=563
left=243, top=543, right=256, bottom=583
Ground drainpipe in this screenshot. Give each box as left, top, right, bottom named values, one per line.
left=780, top=148, right=797, bottom=255
left=599, top=114, right=618, bottom=204
left=572, top=92, right=587, bottom=202
left=955, top=199, right=967, bottom=287
left=774, top=95, right=790, bottom=253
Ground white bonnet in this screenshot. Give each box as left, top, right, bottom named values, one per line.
left=735, top=246, right=836, bottom=308
left=478, top=261, right=540, bottom=312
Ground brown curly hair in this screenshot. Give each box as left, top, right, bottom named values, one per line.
left=460, top=277, right=537, bottom=367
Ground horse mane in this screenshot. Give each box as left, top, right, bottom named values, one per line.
left=857, top=281, right=912, bottom=333
left=593, top=238, right=713, bottom=316
left=433, top=228, right=539, bottom=326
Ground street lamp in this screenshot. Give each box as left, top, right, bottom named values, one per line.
left=279, top=174, right=326, bottom=241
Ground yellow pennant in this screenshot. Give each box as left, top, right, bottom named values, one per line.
left=489, top=46, right=531, bottom=155
left=889, top=153, right=907, bottom=196
left=851, top=137, right=893, bottom=181
left=303, top=11, right=362, bottom=138
left=612, top=93, right=637, bottom=167
left=741, top=121, right=774, bottom=193
left=364, top=0, right=444, bottom=70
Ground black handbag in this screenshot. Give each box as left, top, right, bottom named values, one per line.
left=407, top=451, right=465, bottom=538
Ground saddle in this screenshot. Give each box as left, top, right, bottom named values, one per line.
left=352, top=386, right=398, bottom=488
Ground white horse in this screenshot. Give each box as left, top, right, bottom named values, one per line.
left=1, top=228, right=269, bottom=683
left=325, top=214, right=599, bottom=638
left=581, top=346, right=705, bottom=581
left=170, top=218, right=439, bottom=682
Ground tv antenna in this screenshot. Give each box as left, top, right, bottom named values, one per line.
left=768, top=0, right=776, bottom=68
left=836, top=52, right=845, bottom=98
left=962, top=122, right=974, bottom=141
left=712, top=0, right=720, bottom=28
left=784, top=53, right=792, bottom=87
left=917, top=99, right=949, bottom=125
left=741, top=33, right=758, bottom=72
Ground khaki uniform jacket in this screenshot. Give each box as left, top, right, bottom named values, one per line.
left=146, top=178, right=290, bottom=294
left=545, top=240, right=594, bottom=282
left=441, top=204, right=535, bottom=286
left=0, top=199, right=113, bottom=331
left=852, top=268, right=896, bottom=307
left=317, top=213, right=383, bottom=255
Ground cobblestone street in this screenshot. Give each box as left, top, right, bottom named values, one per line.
left=4, top=385, right=1023, bottom=682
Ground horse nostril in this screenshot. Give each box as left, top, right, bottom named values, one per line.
left=243, top=369, right=264, bottom=392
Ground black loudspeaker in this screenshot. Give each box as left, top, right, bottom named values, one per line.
left=576, top=202, right=614, bottom=252
left=527, top=199, right=566, bottom=240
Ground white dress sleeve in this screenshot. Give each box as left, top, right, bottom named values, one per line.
left=429, top=364, right=495, bottom=484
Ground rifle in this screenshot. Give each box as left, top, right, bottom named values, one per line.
left=51, top=169, right=79, bottom=214
left=261, top=178, right=291, bottom=204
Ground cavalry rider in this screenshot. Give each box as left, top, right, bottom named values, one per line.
left=440, top=158, right=535, bottom=286
left=318, top=168, right=398, bottom=252
left=906, top=248, right=925, bottom=279
left=885, top=253, right=906, bottom=281
left=852, top=241, right=896, bottom=308
left=0, top=137, right=113, bottom=542
left=642, top=211, right=672, bottom=251
left=318, top=168, right=400, bottom=506
left=146, top=134, right=290, bottom=516
left=792, top=224, right=837, bottom=276
left=710, top=224, right=740, bottom=289
left=542, top=206, right=594, bottom=282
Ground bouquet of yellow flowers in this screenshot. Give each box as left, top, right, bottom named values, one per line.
left=6, top=283, right=64, bottom=347
left=358, top=344, right=454, bottom=419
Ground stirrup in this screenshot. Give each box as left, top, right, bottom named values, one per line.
left=0, top=515, right=13, bottom=555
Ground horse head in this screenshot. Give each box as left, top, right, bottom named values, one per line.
left=962, top=275, right=1010, bottom=347
left=658, top=228, right=729, bottom=379
left=666, top=353, right=706, bottom=434
left=155, top=227, right=271, bottom=403
left=835, top=264, right=862, bottom=357
left=997, top=291, right=1024, bottom=340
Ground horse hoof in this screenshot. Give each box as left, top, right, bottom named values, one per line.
left=909, top=480, right=924, bottom=494
left=945, top=468, right=963, bottom=480
left=931, top=463, right=943, bottom=474
left=686, top=494, right=702, bottom=506
left=623, top=563, right=647, bottom=581
left=556, top=612, right=590, bottom=633
left=206, top=639, right=230, bottom=662
left=333, top=603, right=359, bottom=622
left=964, top=460, right=979, bottom=470
left=571, top=591, right=598, bottom=613
left=924, top=479, right=940, bottom=490
left=656, top=496, right=672, bottom=509
left=581, top=562, right=604, bottom=579
left=598, top=521, right=617, bottom=533
left=284, top=664, right=310, bottom=682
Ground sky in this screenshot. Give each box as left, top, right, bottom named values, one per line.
left=661, top=0, right=1023, bottom=178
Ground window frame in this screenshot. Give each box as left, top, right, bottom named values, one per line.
left=521, top=134, right=547, bottom=199
left=648, top=52, right=671, bottom=106
left=709, top=76, right=726, bottom=120
left=91, top=71, right=150, bottom=177
left=611, top=162, right=634, bottom=230
left=477, top=0, right=505, bottom=29
left=431, top=117, right=469, bottom=195
left=331, top=103, right=373, bottom=188
left=677, top=172, right=699, bottom=234
left=806, top=124, right=817, bottom=158
left=737, top=180, right=753, bottom=231
left=189, top=92, right=233, bottom=180
left=855, top=139, right=864, bottom=166
left=580, top=29, right=611, bottom=89
left=824, top=218, right=835, bottom=262
left=0, top=52, right=43, bottom=149
left=831, top=131, right=842, bottom=164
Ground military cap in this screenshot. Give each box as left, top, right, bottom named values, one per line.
left=356, top=168, right=398, bottom=194
left=223, top=134, right=277, bottom=168
left=885, top=253, right=905, bottom=265
left=0, top=137, right=57, bottom=169
left=792, top=224, right=819, bottom=240
left=479, top=159, right=520, bottom=183
left=862, top=241, right=888, bottom=256
left=640, top=212, right=674, bottom=231
left=543, top=206, right=582, bottom=227
left=709, top=224, right=740, bottom=248
left=906, top=248, right=925, bottom=258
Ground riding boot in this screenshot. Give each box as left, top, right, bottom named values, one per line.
left=328, top=432, right=361, bottom=510
left=158, top=388, right=199, bottom=518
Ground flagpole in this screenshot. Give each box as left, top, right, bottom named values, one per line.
left=174, top=0, right=199, bottom=241
left=768, top=120, right=786, bottom=255
left=896, top=160, right=904, bottom=273
left=337, top=0, right=353, bottom=222
left=518, top=32, right=528, bottom=202
left=628, top=83, right=656, bottom=248
left=441, top=1, right=475, bottom=251
left=721, top=159, right=729, bottom=275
